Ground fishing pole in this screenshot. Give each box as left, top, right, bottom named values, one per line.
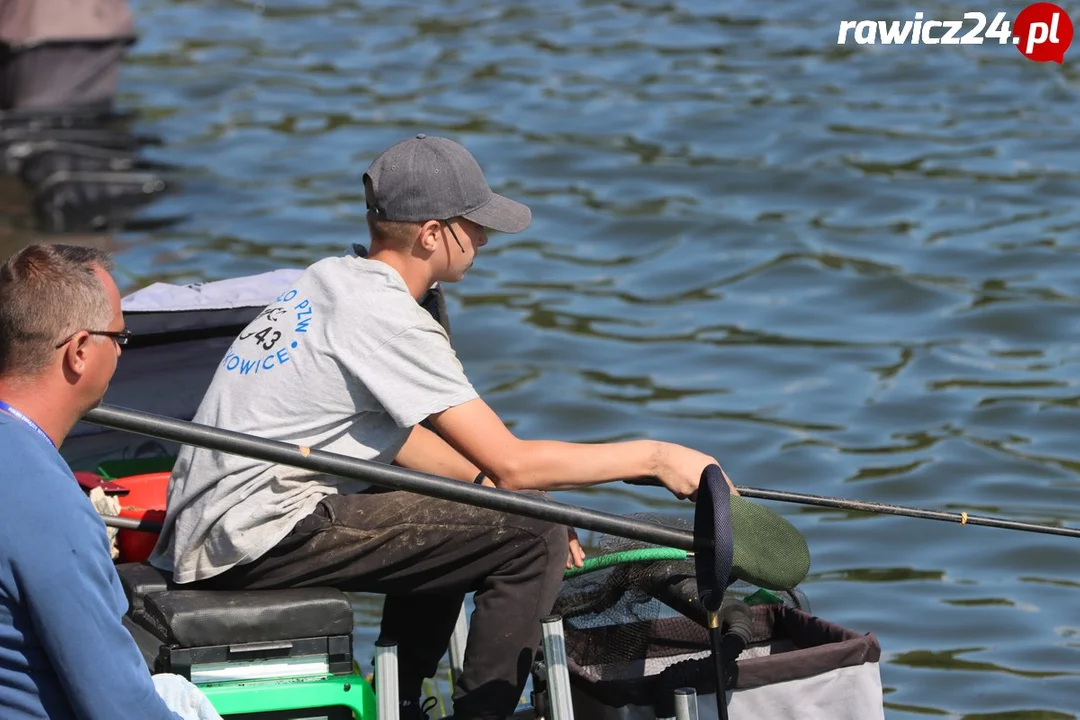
left=623, top=477, right=1080, bottom=538
left=737, top=487, right=1080, bottom=539
left=81, top=404, right=696, bottom=551
left=86, top=405, right=1080, bottom=540
left=106, top=490, right=1080, bottom=540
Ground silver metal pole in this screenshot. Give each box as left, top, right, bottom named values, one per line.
left=449, top=601, right=469, bottom=688
left=375, top=639, right=400, bottom=720
left=674, top=688, right=699, bottom=720
left=540, top=615, right=575, bottom=720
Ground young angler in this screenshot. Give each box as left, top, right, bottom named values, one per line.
left=152, top=134, right=738, bottom=720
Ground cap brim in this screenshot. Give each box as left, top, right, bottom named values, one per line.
left=462, top=193, right=532, bottom=234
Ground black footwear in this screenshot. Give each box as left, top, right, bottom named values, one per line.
left=400, top=696, right=440, bottom=720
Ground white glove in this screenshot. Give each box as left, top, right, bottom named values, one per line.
left=151, top=673, right=223, bottom=720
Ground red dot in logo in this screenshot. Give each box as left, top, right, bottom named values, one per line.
left=1013, top=2, right=1074, bottom=63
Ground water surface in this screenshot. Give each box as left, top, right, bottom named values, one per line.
left=19, top=0, right=1080, bottom=716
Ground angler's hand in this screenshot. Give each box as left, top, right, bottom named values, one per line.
left=654, top=442, right=740, bottom=501
left=716, top=464, right=739, bottom=496
left=567, top=527, right=586, bottom=569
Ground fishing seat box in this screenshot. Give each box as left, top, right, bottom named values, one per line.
left=115, top=562, right=355, bottom=682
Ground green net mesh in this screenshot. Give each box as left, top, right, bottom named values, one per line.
left=728, top=495, right=811, bottom=591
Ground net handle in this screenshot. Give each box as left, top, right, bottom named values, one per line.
left=563, top=547, right=688, bottom=578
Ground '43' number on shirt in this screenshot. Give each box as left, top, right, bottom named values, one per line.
left=239, top=326, right=281, bottom=350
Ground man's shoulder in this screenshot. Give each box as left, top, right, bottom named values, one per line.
left=298, top=257, right=407, bottom=310
left=303, top=254, right=384, bottom=286
left=0, top=421, right=91, bottom=531
left=307, top=258, right=445, bottom=337
left=0, top=417, right=66, bottom=479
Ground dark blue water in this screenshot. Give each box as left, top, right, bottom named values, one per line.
left=11, top=0, right=1080, bottom=716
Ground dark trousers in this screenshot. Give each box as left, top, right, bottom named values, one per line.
left=200, top=488, right=569, bottom=720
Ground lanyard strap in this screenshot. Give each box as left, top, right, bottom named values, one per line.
left=0, top=400, right=56, bottom=449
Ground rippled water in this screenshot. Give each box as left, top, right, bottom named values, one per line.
left=13, top=0, right=1080, bottom=716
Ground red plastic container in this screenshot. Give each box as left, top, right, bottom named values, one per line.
left=113, top=471, right=169, bottom=563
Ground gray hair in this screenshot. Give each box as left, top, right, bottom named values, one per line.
left=0, top=244, right=116, bottom=378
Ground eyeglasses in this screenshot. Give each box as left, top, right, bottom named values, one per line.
left=54, top=328, right=132, bottom=349
left=443, top=221, right=466, bottom=252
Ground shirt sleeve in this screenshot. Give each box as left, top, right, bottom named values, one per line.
left=357, top=323, right=479, bottom=428
left=11, top=496, right=183, bottom=720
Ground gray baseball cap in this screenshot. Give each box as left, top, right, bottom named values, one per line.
left=363, top=134, right=532, bottom=234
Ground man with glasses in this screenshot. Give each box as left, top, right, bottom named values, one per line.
left=0, top=244, right=215, bottom=719
left=151, top=135, right=737, bottom=720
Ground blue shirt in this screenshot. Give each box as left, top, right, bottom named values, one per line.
left=0, top=412, right=181, bottom=719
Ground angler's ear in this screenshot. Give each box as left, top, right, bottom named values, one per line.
left=417, top=220, right=442, bottom=253
left=61, top=331, right=92, bottom=378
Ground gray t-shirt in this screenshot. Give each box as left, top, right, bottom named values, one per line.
left=149, top=256, right=478, bottom=584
